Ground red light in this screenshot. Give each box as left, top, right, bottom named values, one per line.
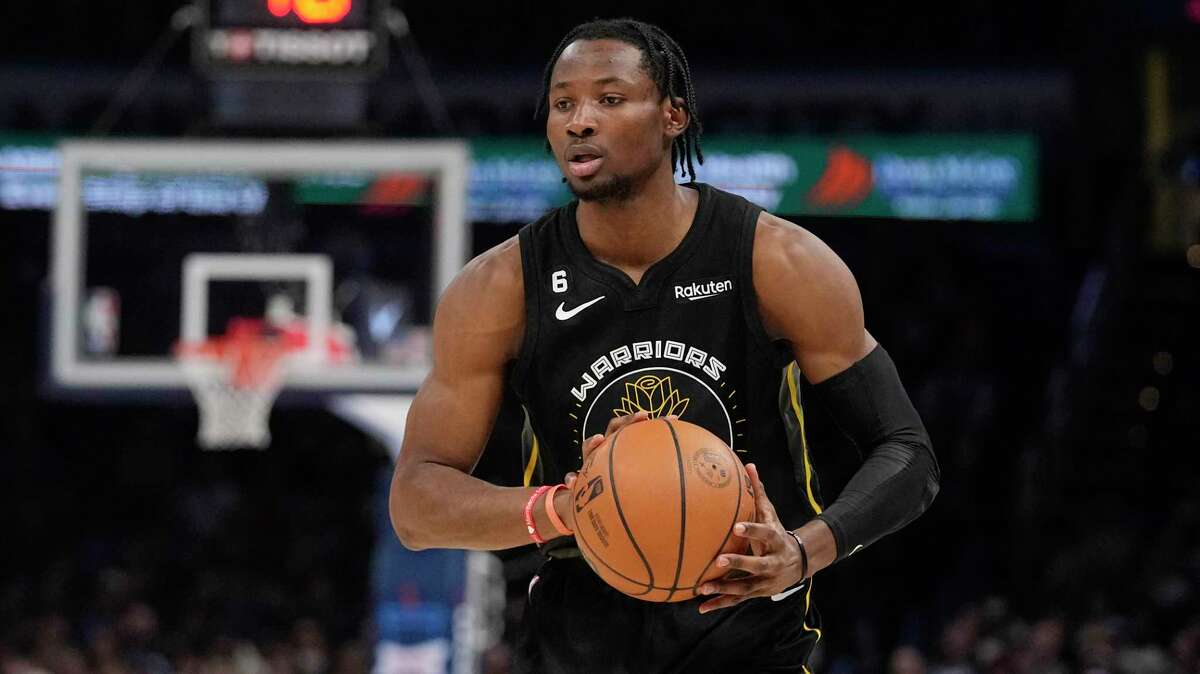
left=1188, top=0, right=1200, bottom=24
left=266, top=0, right=352, bottom=24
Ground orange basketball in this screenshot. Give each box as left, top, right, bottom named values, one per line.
left=570, top=418, right=756, bottom=602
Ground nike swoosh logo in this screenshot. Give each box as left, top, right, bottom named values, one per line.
left=770, top=580, right=807, bottom=602
left=555, top=295, right=606, bottom=320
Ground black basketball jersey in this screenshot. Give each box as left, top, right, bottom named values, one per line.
left=510, top=182, right=825, bottom=672
left=512, top=182, right=825, bottom=530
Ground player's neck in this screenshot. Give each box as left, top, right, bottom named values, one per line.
left=575, top=171, right=698, bottom=279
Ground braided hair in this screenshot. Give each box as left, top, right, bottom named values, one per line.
left=535, top=18, right=704, bottom=181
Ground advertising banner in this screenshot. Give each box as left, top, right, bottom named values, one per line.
left=0, top=133, right=1037, bottom=222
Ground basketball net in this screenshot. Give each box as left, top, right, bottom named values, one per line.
left=176, top=318, right=295, bottom=450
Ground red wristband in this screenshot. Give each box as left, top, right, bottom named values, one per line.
left=543, top=484, right=573, bottom=536
left=524, top=485, right=553, bottom=545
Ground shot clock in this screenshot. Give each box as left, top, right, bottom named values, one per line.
left=195, top=0, right=388, bottom=79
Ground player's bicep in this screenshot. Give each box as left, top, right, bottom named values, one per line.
left=395, top=240, right=523, bottom=473
left=753, top=213, right=875, bottom=383
left=400, top=365, right=504, bottom=474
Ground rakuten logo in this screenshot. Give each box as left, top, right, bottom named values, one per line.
left=674, top=279, right=733, bottom=302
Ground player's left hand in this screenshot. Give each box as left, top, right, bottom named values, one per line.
left=697, top=463, right=807, bottom=614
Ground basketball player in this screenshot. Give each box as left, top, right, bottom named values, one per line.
left=390, top=18, right=940, bottom=672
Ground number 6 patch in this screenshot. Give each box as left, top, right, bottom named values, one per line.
left=550, top=268, right=570, bottom=294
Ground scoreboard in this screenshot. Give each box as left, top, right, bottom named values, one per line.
left=195, top=0, right=388, bottom=79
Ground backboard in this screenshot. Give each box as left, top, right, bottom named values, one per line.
left=50, top=139, right=469, bottom=400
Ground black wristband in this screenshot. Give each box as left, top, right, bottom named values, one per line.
left=785, top=529, right=808, bottom=581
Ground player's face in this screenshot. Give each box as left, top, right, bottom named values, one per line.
left=546, top=39, right=680, bottom=203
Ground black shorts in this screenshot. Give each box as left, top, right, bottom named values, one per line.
left=515, top=557, right=820, bottom=673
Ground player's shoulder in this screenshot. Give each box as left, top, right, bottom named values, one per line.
left=434, top=233, right=523, bottom=326
left=450, top=235, right=524, bottom=305
left=752, top=210, right=840, bottom=279
left=443, top=200, right=569, bottom=315
left=520, top=202, right=566, bottom=239
left=431, top=235, right=526, bottom=360
left=751, top=210, right=860, bottom=327
left=751, top=210, right=868, bottom=367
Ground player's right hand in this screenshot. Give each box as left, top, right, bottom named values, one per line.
left=557, top=411, right=654, bottom=536
left=564, top=411, right=653, bottom=491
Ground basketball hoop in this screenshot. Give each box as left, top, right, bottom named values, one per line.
left=176, top=318, right=297, bottom=450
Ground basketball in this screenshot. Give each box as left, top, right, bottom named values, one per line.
left=570, top=418, right=756, bottom=602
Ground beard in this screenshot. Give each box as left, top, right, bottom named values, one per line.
left=566, top=156, right=663, bottom=204
left=567, top=172, right=637, bottom=203
left=559, top=151, right=667, bottom=203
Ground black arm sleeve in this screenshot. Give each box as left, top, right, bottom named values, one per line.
left=810, top=344, right=940, bottom=561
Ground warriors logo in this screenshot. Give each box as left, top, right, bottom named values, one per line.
left=574, top=366, right=744, bottom=450
left=613, top=374, right=690, bottom=419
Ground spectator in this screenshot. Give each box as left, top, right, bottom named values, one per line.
left=1076, top=620, right=1118, bottom=673
left=931, top=608, right=980, bottom=674
left=1026, top=617, right=1068, bottom=674
left=1172, top=623, right=1200, bottom=674
left=891, top=646, right=928, bottom=674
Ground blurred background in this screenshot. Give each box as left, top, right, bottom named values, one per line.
left=2, top=1, right=1200, bottom=672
